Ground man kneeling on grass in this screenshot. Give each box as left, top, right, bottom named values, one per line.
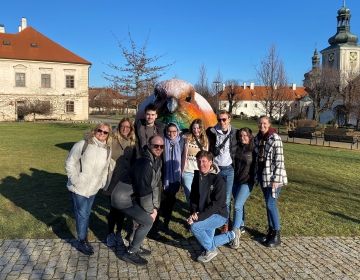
left=187, top=150, right=235, bottom=263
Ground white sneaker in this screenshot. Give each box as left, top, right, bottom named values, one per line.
left=230, top=228, right=241, bottom=249
left=197, top=249, right=218, bottom=263
left=106, top=233, right=116, bottom=247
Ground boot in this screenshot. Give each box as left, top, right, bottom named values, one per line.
left=261, top=227, right=274, bottom=244
left=264, top=230, right=281, bottom=247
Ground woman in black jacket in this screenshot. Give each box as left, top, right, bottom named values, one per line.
left=230, top=127, right=255, bottom=249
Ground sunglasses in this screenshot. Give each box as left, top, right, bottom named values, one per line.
left=97, top=129, right=109, bottom=135
left=151, top=144, right=164, bottom=149
left=217, top=118, right=228, bottom=122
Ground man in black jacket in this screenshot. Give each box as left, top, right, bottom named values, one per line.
left=119, top=135, right=164, bottom=266
left=188, top=151, right=235, bottom=263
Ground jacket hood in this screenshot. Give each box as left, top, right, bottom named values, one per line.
left=201, top=162, right=220, bottom=176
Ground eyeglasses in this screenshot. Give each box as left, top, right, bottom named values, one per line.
left=96, top=129, right=109, bottom=135
left=217, top=118, right=228, bottom=122
left=151, top=144, right=164, bottom=149
left=120, top=125, right=131, bottom=129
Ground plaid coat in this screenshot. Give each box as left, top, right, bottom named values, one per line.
left=254, top=132, right=288, bottom=187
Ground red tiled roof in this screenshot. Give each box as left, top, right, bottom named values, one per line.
left=218, top=85, right=307, bottom=101
left=0, top=27, right=90, bottom=65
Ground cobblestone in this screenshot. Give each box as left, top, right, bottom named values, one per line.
left=0, top=237, right=359, bottom=279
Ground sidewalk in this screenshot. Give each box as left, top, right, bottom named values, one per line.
left=1, top=237, right=359, bottom=279
left=281, top=134, right=359, bottom=150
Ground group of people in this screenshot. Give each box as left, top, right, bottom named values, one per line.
left=65, top=104, right=287, bottom=265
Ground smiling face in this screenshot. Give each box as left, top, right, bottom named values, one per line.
left=95, top=124, right=110, bottom=143
left=197, top=156, right=213, bottom=174
left=240, top=130, right=250, bottom=144
left=217, top=113, right=231, bottom=131
left=192, top=123, right=201, bottom=137
left=167, top=124, right=178, bottom=140
left=119, top=120, right=131, bottom=137
left=149, top=135, right=165, bottom=158
left=258, top=117, right=271, bottom=135
left=145, top=109, right=157, bottom=126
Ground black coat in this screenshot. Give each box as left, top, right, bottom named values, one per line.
left=233, top=143, right=255, bottom=185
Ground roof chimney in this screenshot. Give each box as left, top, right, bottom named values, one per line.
left=21, top=17, right=27, bottom=31
left=292, top=83, right=297, bottom=90
left=243, top=82, right=247, bottom=89
left=0, top=24, right=5, bottom=33
left=250, top=82, right=255, bottom=90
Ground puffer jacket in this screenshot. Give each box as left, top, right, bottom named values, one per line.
left=65, top=137, right=111, bottom=198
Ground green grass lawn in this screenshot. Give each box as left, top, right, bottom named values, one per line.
left=0, top=122, right=359, bottom=240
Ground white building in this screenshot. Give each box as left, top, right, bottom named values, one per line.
left=0, top=18, right=91, bottom=121
left=218, top=82, right=307, bottom=120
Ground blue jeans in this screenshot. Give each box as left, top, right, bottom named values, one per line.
left=191, top=214, right=234, bottom=251
left=71, top=192, right=96, bottom=241
left=219, top=165, right=234, bottom=216
left=261, top=187, right=282, bottom=230
left=233, top=183, right=253, bottom=229
left=182, top=172, right=194, bottom=203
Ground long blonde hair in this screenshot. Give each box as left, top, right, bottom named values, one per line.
left=85, top=122, right=112, bottom=145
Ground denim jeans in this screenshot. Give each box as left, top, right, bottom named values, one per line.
left=191, top=214, right=234, bottom=251
left=71, top=192, right=96, bottom=241
left=218, top=165, right=234, bottom=216
left=182, top=172, right=194, bottom=203
left=261, top=187, right=282, bottom=230
left=120, top=203, right=154, bottom=252
left=232, top=183, right=253, bottom=229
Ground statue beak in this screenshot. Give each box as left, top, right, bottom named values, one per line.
left=167, top=97, right=178, bottom=113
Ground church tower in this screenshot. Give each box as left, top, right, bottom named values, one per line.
left=320, top=1, right=360, bottom=77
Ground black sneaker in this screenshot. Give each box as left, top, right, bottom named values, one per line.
left=120, top=250, right=148, bottom=266
left=77, top=240, right=94, bottom=256
left=85, top=240, right=94, bottom=254
left=138, top=246, right=151, bottom=256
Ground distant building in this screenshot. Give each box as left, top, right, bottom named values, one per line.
left=304, top=3, right=360, bottom=125
left=89, top=87, right=137, bottom=115
left=218, top=82, right=308, bottom=120
left=0, top=18, right=91, bottom=121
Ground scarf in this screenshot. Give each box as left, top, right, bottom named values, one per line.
left=164, top=129, right=182, bottom=189
left=257, top=127, right=277, bottom=165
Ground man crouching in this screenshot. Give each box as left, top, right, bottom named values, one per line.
left=188, top=150, right=235, bottom=263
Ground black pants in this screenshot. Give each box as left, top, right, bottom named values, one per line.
left=120, top=203, right=153, bottom=252
left=107, top=206, right=125, bottom=234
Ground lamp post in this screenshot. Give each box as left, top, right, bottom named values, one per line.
left=213, top=81, right=221, bottom=113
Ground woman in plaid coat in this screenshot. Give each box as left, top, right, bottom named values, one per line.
left=254, top=116, right=287, bottom=247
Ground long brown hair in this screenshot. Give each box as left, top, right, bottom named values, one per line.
left=187, top=118, right=208, bottom=148
left=116, top=117, right=135, bottom=142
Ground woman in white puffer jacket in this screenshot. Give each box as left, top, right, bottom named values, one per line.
left=65, top=122, right=112, bottom=255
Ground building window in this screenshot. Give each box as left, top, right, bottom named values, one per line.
left=66, top=75, right=75, bottom=88
left=15, top=73, right=25, bottom=87
left=254, top=103, right=258, bottom=108
left=244, top=103, right=247, bottom=108
left=66, top=101, right=74, bottom=113
left=41, top=74, right=51, bottom=88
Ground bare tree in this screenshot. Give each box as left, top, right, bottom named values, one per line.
left=256, top=45, right=289, bottom=119
left=303, top=66, right=341, bottom=122
left=339, top=71, right=360, bottom=125
left=194, top=64, right=217, bottom=112
left=19, top=100, right=52, bottom=121
left=211, top=70, right=223, bottom=112
left=104, top=32, right=172, bottom=110
left=223, top=80, right=240, bottom=115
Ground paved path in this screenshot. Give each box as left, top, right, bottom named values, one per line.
left=1, top=237, right=359, bottom=279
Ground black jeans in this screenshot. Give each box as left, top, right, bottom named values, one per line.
left=107, top=206, right=125, bottom=234
left=120, top=203, right=153, bottom=252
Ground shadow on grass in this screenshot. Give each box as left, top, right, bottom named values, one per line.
left=55, top=142, right=76, bottom=152
left=327, top=211, right=360, bottom=224
left=0, top=168, right=109, bottom=240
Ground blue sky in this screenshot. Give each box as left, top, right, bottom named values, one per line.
left=2, top=0, right=359, bottom=88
